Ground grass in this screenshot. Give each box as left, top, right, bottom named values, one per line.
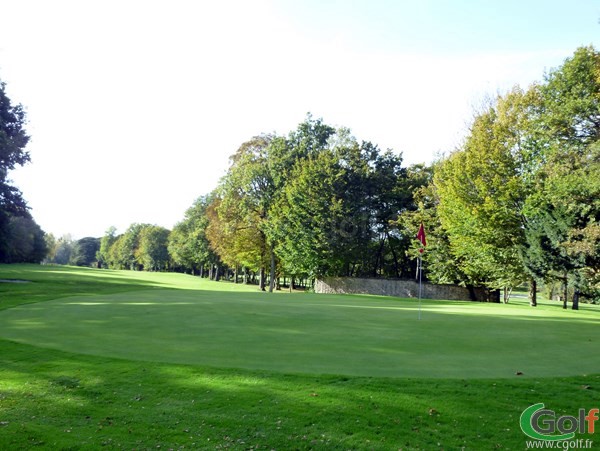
left=0, top=264, right=598, bottom=449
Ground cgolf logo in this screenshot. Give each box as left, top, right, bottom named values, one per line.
left=520, top=403, right=598, bottom=443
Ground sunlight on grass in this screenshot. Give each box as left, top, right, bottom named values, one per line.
left=0, top=265, right=598, bottom=450
left=0, top=280, right=598, bottom=378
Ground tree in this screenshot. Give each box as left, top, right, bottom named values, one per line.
left=522, top=46, right=600, bottom=307
left=70, top=237, right=101, bottom=267
left=51, top=235, right=74, bottom=265
left=136, top=225, right=170, bottom=271
left=105, top=224, right=148, bottom=270
left=523, top=144, right=600, bottom=307
left=0, top=78, right=47, bottom=263
left=3, top=215, right=47, bottom=263
left=120, top=223, right=146, bottom=271
left=213, top=135, right=278, bottom=290
left=269, top=149, right=348, bottom=278
left=268, top=125, right=419, bottom=280
left=97, top=226, right=117, bottom=268
left=169, top=195, right=218, bottom=275
left=0, top=80, right=30, bottom=217
left=43, top=233, right=57, bottom=264
left=434, top=88, right=534, bottom=300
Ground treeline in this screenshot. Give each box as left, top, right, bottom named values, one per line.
left=93, top=118, right=429, bottom=287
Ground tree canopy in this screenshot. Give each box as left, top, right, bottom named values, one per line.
left=0, top=78, right=47, bottom=263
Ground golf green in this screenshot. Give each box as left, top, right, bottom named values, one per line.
left=0, top=283, right=597, bottom=378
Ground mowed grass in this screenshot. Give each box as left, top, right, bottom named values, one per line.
left=1, top=273, right=599, bottom=378
left=0, top=265, right=598, bottom=449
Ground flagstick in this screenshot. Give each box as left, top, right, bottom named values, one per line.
left=418, top=252, right=423, bottom=320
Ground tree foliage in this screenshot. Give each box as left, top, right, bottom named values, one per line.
left=430, top=46, right=600, bottom=305
left=0, top=78, right=47, bottom=263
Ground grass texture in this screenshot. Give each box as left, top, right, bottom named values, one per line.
left=0, top=264, right=597, bottom=449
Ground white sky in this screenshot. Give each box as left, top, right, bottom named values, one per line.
left=0, top=0, right=598, bottom=238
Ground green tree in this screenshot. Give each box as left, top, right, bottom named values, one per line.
left=137, top=225, right=170, bottom=271
left=70, top=237, right=101, bottom=267
left=0, top=78, right=48, bottom=263
left=97, top=226, right=117, bottom=268
left=522, top=46, right=600, bottom=307
left=434, top=88, right=534, bottom=300
left=52, top=235, right=74, bottom=265
left=3, top=216, right=47, bottom=263
left=43, top=233, right=57, bottom=264
left=269, top=149, right=347, bottom=278
left=268, top=126, right=419, bottom=280
left=0, top=80, right=30, bottom=217
left=169, top=195, right=218, bottom=276
left=106, top=224, right=148, bottom=270
left=214, top=135, right=279, bottom=290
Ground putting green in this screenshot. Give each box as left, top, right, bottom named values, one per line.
left=0, top=287, right=598, bottom=378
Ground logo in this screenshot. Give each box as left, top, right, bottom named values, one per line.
left=520, top=403, right=599, bottom=441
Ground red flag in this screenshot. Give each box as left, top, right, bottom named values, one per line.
left=416, top=223, right=426, bottom=250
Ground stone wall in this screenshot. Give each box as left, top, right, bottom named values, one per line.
left=314, top=277, right=496, bottom=302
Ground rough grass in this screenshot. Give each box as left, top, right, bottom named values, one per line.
left=0, top=264, right=597, bottom=449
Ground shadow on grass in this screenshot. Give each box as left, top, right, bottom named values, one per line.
left=1, top=285, right=599, bottom=379
left=1, top=338, right=598, bottom=450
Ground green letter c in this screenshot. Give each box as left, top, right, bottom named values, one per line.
left=520, top=403, right=576, bottom=441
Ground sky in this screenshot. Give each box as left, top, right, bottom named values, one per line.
left=0, top=0, right=598, bottom=239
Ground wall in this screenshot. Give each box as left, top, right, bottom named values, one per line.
left=314, top=277, right=497, bottom=302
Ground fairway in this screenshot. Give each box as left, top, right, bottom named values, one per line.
left=0, top=271, right=598, bottom=378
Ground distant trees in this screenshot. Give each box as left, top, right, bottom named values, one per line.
left=0, top=79, right=48, bottom=263
left=70, top=237, right=101, bottom=267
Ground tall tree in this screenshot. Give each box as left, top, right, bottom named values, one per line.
left=0, top=80, right=30, bottom=217
left=213, top=136, right=274, bottom=289
left=0, top=78, right=47, bottom=263
left=136, top=225, right=170, bottom=271
left=434, top=88, right=534, bottom=299
left=97, top=226, right=117, bottom=268
left=522, top=46, right=600, bottom=308
left=3, top=216, right=47, bottom=263
left=70, top=237, right=101, bottom=267
left=269, top=149, right=348, bottom=278
left=52, top=235, right=74, bottom=265
left=168, top=195, right=216, bottom=275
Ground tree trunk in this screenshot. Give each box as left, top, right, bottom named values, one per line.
left=572, top=290, right=579, bottom=310
left=529, top=278, right=537, bottom=307
left=214, top=265, right=221, bottom=282
left=208, top=264, right=213, bottom=280
left=233, top=265, right=238, bottom=284
left=268, top=244, right=276, bottom=293
left=259, top=267, right=266, bottom=291
left=562, top=278, right=568, bottom=309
